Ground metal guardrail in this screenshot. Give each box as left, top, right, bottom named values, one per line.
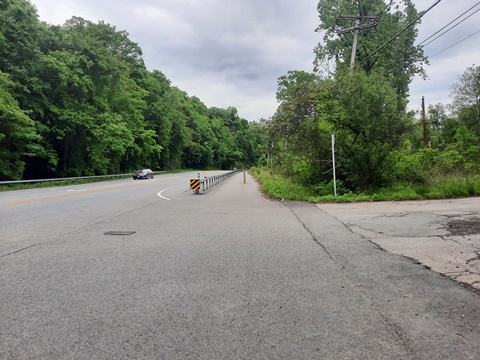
left=0, top=171, right=166, bottom=191
left=191, top=170, right=242, bottom=194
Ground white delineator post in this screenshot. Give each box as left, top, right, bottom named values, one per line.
left=332, top=134, right=337, bottom=197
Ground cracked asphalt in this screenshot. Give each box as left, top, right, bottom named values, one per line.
left=317, top=198, right=480, bottom=290
left=2, top=174, right=480, bottom=359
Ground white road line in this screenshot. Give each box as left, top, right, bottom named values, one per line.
left=157, top=184, right=185, bottom=201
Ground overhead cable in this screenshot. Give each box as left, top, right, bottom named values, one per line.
left=429, top=28, right=480, bottom=58
left=420, top=2, right=480, bottom=47
left=358, top=0, right=442, bottom=66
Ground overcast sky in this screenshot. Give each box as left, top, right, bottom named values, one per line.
left=29, top=0, right=480, bottom=121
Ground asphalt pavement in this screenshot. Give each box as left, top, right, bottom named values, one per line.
left=1, top=172, right=479, bottom=359
left=317, top=198, right=480, bottom=290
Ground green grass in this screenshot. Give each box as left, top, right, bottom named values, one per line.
left=250, top=167, right=480, bottom=203
left=256, top=173, right=312, bottom=201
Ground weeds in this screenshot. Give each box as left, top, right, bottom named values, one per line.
left=250, top=167, right=480, bottom=203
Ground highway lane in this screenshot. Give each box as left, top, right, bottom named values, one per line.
left=0, top=170, right=224, bottom=257
left=1, top=171, right=479, bottom=359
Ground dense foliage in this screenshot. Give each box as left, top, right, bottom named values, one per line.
left=401, top=65, right=480, bottom=183
left=263, top=0, right=479, bottom=193
left=265, top=69, right=413, bottom=190
left=0, top=0, right=264, bottom=180
left=315, top=0, right=427, bottom=100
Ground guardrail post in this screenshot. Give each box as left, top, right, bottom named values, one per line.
left=186, top=169, right=240, bottom=195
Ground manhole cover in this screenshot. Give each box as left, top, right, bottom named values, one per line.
left=104, top=231, right=136, bottom=236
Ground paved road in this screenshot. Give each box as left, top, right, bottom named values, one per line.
left=1, top=172, right=479, bottom=359
left=318, top=199, right=480, bottom=290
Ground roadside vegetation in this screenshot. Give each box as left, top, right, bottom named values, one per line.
left=0, top=1, right=264, bottom=181
left=256, top=0, right=480, bottom=202
left=250, top=167, right=480, bottom=203
left=2, top=0, right=479, bottom=203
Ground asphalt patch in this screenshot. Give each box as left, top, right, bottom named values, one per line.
left=446, top=218, right=480, bottom=236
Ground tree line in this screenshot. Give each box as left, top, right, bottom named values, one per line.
left=0, top=0, right=265, bottom=180
left=262, top=0, right=480, bottom=192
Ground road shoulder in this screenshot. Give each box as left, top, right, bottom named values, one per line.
left=317, top=198, right=480, bottom=290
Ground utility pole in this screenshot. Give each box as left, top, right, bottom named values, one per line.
left=338, top=15, right=379, bottom=72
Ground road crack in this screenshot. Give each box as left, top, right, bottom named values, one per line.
left=1, top=243, right=40, bottom=258
left=287, top=207, right=335, bottom=262
left=466, top=251, right=480, bottom=265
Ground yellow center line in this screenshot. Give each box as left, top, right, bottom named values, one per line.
left=3, top=177, right=184, bottom=206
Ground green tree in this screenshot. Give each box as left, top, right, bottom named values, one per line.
left=263, top=0, right=426, bottom=189
left=426, top=103, right=456, bottom=149
left=182, top=98, right=215, bottom=169
left=140, top=70, right=172, bottom=148
left=266, top=71, right=333, bottom=185
left=0, top=1, right=263, bottom=179
left=451, top=65, right=480, bottom=134
left=0, top=0, right=54, bottom=178
left=266, top=69, right=413, bottom=189
left=315, top=0, right=426, bottom=101
left=330, top=71, right=412, bottom=188
left=0, top=0, right=47, bottom=114
left=208, top=106, right=263, bottom=169
left=37, top=17, right=160, bottom=175
left=161, top=88, right=190, bottom=168
left=208, top=111, right=236, bottom=169
left=0, top=71, right=40, bottom=179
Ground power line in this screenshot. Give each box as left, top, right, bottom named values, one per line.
left=418, top=1, right=480, bottom=46
left=429, top=28, right=480, bottom=58
left=420, top=2, right=480, bottom=47
left=358, top=0, right=442, bottom=66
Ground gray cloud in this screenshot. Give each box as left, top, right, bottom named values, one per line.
left=30, top=0, right=320, bottom=120
left=30, top=0, right=479, bottom=120
left=409, top=0, right=480, bottom=111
